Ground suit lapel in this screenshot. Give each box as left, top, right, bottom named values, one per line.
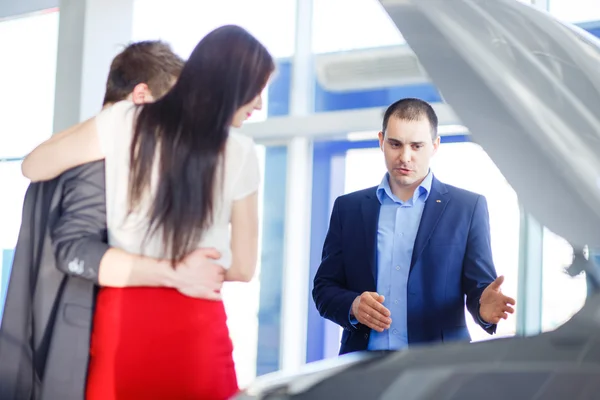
left=361, top=189, right=380, bottom=285
left=410, top=177, right=450, bottom=268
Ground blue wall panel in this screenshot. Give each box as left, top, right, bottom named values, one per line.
left=314, top=83, right=442, bottom=113
left=270, top=60, right=441, bottom=115
left=577, top=20, right=600, bottom=38
left=588, top=27, right=600, bottom=37
left=267, top=61, right=291, bottom=117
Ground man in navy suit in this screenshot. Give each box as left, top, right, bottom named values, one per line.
left=313, top=98, right=516, bottom=355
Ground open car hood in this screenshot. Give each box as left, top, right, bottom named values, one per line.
left=380, top=0, right=600, bottom=248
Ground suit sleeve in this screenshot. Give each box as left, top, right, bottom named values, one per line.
left=51, top=162, right=109, bottom=284
left=312, top=198, right=360, bottom=330
left=462, top=195, right=498, bottom=334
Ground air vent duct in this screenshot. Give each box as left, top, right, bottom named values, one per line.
left=315, top=45, right=431, bottom=92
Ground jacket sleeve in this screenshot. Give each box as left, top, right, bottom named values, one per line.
left=50, top=162, right=109, bottom=284
left=462, top=194, right=498, bottom=334
left=312, top=198, right=360, bottom=330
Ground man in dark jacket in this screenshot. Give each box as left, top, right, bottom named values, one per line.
left=0, top=41, right=225, bottom=400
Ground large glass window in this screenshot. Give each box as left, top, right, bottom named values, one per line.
left=222, top=144, right=266, bottom=388
left=0, top=10, right=60, bottom=319
left=0, top=161, right=29, bottom=253
left=0, top=161, right=30, bottom=319
left=312, top=0, right=404, bottom=54
left=132, top=0, right=296, bottom=59
left=344, top=140, right=520, bottom=341
left=0, top=10, right=59, bottom=158
left=549, top=0, right=600, bottom=23
left=309, top=0, right=546, bottom=55
left=541, top=228, right=587, bottom=332
left=432, top=142, right=520, bottom=340
left=131, top=0, right=295, bottom=122
left=310, top=0, right=439, bottom=114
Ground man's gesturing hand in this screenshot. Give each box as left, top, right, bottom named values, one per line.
left=479, top=275, right=516, bottom=324
left=173, top=248, right=225, bottom=300
left=351, top=292, right=392, bottom=332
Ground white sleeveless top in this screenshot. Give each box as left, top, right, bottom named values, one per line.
left=95, top=100, right=260, bottom=268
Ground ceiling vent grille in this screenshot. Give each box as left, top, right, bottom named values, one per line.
left=315, top=45, right=430, bottom=92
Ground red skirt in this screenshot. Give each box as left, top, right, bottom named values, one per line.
left=86, top=287, right=238, bottom=400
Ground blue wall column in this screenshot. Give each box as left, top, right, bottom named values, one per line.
left=306, top=144, right=335, bottom=363
left=255, top=146, right=288, bottom=376
left=516, top=209, right=543, bottom=336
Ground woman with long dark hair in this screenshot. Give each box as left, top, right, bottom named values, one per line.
left=22, top=25, right=275, bottom=399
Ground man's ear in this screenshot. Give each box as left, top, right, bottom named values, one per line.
left=378, top=131, right=385, bottom=151
left=432, top=135, right=441, bottom=154
left=131, top=83, right=152, bottom=104
left=433, top=135, right=441, bottom=147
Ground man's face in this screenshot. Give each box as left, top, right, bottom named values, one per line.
left=378, top=116, right=440, bottom=190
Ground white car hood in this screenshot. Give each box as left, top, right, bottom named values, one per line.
left=380, top=0, right=600, bottom=248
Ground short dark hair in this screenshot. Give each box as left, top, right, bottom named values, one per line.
left=382, top=98, right=438, bottom=139
left=102, top=40, right=185, bottom=105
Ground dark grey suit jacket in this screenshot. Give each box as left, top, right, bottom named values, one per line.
left=0, top=161, right=108, bottom=400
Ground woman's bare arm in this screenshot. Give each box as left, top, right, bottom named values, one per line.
left=225, top=191, right=259, bottom=282
left=22, top=117, right=105, bottom=182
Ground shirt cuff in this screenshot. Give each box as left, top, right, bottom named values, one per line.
left=348, top=308, right=359, bottom=328
left=476, top=304, right=493, bottom=328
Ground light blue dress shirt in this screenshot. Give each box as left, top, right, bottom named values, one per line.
left=358, top=171, right=433, bottom=351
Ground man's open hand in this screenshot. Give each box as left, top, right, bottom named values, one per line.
left=351, top=292, right=392, bottom=332
left=479, top=275, right=516, bottom=324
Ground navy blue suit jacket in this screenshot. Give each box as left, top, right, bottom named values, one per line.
left=312, top=177, right=498, bottom=355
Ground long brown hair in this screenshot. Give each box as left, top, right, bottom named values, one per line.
left=128, top=25, right=275, bottom=263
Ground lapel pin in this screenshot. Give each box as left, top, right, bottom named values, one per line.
left=436, top=199, right=441, bottom=203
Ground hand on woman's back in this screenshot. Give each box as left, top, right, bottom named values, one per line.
left=172, top=248, right=225, bottom=300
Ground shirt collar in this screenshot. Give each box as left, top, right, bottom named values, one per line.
left=376, top=170, right=433, bottom=205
